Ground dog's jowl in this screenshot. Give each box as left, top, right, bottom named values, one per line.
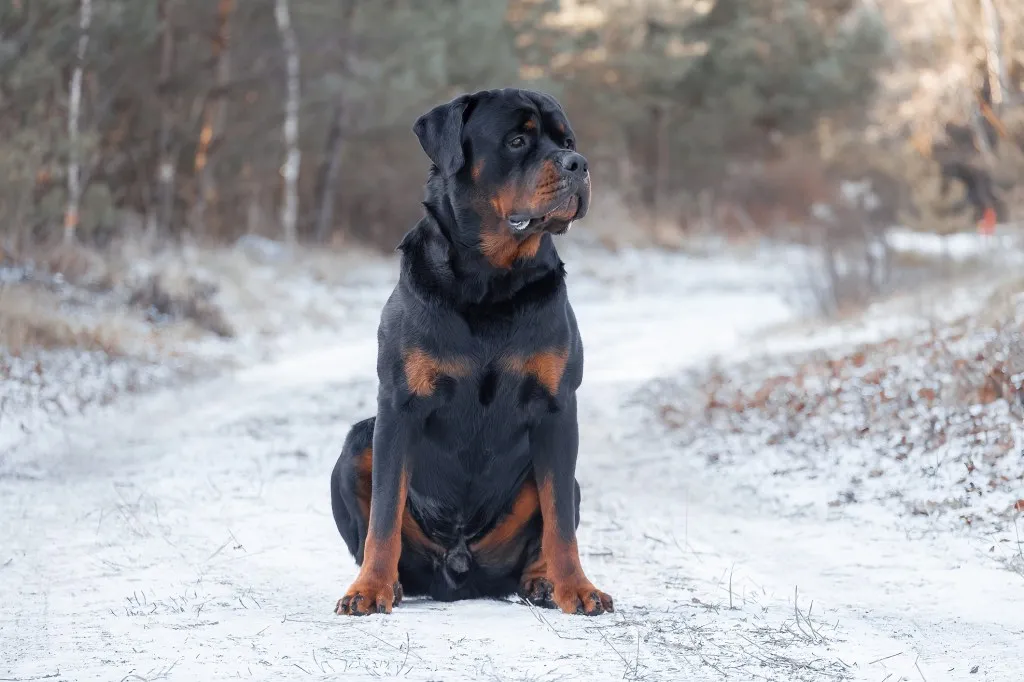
left=330, top=88, right=613, bottom=616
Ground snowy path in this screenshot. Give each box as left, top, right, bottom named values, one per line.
left=2, top=248, right=1021, bottom=681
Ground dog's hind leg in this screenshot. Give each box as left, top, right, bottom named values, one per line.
left=330, top=416, right=441, bottom=607
left=330, top=417, right=376, bottom=562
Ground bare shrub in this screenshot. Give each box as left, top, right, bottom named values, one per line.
left=805, top=196, right=892, bottom=317
left=128, top=272, right=234, bottom=338
left=718, top=150, right=895, bottom=316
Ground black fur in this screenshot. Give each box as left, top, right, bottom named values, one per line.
left=331, top=88, right=602, bottom=609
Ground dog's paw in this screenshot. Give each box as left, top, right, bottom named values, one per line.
left=518, top=576, right=556, bottom=609
left=552, top=579, right=614, bottom=616
left=520, top=575, right=613, bottom=615
left=334, top=578, right=403, bottom=616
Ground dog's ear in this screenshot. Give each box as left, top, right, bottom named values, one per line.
left=413, top=95, right=470, bottom=177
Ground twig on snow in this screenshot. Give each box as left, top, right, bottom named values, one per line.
left=728, top=565, right=735, bottom=610
left=643, top=533, right=667, bottom=545
left=0, top=672, right=61, bottom=681
left=914, top=655, right=928, bottom=682
left=350, top=625, right=426, bottom=661
left=401, top=632, right=411, bottom=673
left=596, top=626, right=641, bottom=681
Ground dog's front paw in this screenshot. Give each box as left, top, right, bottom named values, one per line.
left=521, top=575, right=613, bottom=615
left=551, top=578, right=614, bottom=616
left=335, top=578, right=403, bottom=616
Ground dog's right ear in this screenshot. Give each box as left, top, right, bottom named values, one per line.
left=413, top=95, right=470, bottom=177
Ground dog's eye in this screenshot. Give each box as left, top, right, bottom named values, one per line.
left=508, top=135, right=527, bottom=150
left=564, top=138, right=575, bottom=151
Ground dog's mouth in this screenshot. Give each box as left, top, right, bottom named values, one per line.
left=508, top=194, right=582, bottom=235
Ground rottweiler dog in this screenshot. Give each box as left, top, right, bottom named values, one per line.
left=330, top=88, right=613, bottom=617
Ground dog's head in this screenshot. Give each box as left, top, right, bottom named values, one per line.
left=414, top=89, right=590, bottom=268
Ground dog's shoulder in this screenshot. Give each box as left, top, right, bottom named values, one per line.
left=375, top=218, right=464, bottom=399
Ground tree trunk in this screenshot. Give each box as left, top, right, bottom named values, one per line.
left=970, top=109, right=997, bottom=166
left=979, top=0, right=1006, bottom=109
left=155, top=0, right=177, bottom=236
left=313, top=104, right=345, bottom=243
left=312, top=0, right=357, bottom=244
left=192, top=0, right=235, bottom=238
left=63, top=0, right=92, bottom=245
left=650, top=103, right=670, bottom=227
left=275, top=0, right=301, bottom=245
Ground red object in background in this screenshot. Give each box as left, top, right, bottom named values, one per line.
left=978, top=207, right=997, bottom=236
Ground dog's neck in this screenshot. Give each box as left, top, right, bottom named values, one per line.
left=401, top=170, right=565, bottom=310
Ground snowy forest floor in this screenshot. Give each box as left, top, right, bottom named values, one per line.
left=1, top=237, right=1022, bottom=681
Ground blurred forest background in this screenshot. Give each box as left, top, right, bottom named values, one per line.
left=3, top=0, right=1024, bottom=458
left=1, top=0, right=1022, bottom=255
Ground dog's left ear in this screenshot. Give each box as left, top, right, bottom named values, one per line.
left=413, top=94, right=470, bottom=177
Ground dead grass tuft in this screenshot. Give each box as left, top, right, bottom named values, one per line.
left=34, top=241, right=114, bottom=290
left=0, top=285, right=128, bottom=356
left=128, top=272, right=234, bottom=338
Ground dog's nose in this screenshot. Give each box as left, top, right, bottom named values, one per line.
left=558, top=151, right=589, bottom=177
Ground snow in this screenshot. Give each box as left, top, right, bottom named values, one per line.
left=885, top=226, right=1024, bottom=263
left=2, top=241, right=1022, bottom=681
left=0, top=245, right=398, bottom=463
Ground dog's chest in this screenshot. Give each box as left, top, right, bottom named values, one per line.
left=407, top=344, right=566, bottom=414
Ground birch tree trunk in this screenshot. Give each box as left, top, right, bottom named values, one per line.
left=155, top=0, right=177, bottom=236
left=63, top=0, right=92, bottom=245
left=275, top=0, right=301, bottom=245
left=193, top=0, right=235, bottom=237
left=979, top=0, right=1006, bottom=109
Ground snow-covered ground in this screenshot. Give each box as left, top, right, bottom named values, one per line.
left=1, top=242, right=1022, bottom=681
left=0, top=241, right=397, bottom=457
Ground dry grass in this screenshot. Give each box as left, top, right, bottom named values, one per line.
left=0, top=285, right=129, bottom=356
left=980, top=274, right=1024, bottom=326
left=700, top=319, right=1023, bottom=434
left=1, top=235, right=393, bottom=361
left=1, top=242, right=225, bottom=360
left=0, top=235, right=396, bottom=450
left=655, top=306, right=1024, bottom=536
left=36, top=242, right=114, bottom=290
left=8, top=239, right=231, bottom=338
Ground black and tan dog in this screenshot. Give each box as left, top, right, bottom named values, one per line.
left=330, top=88, right=613, bottom=616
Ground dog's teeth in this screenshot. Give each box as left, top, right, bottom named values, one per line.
left=565, top=221, right=573, bottom=232
left=509, top=218, right=530, bottom=231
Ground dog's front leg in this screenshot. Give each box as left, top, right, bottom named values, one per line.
left=527, top=395, right=614, bottom=615
left=335, top=409, right=408, bottom=616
